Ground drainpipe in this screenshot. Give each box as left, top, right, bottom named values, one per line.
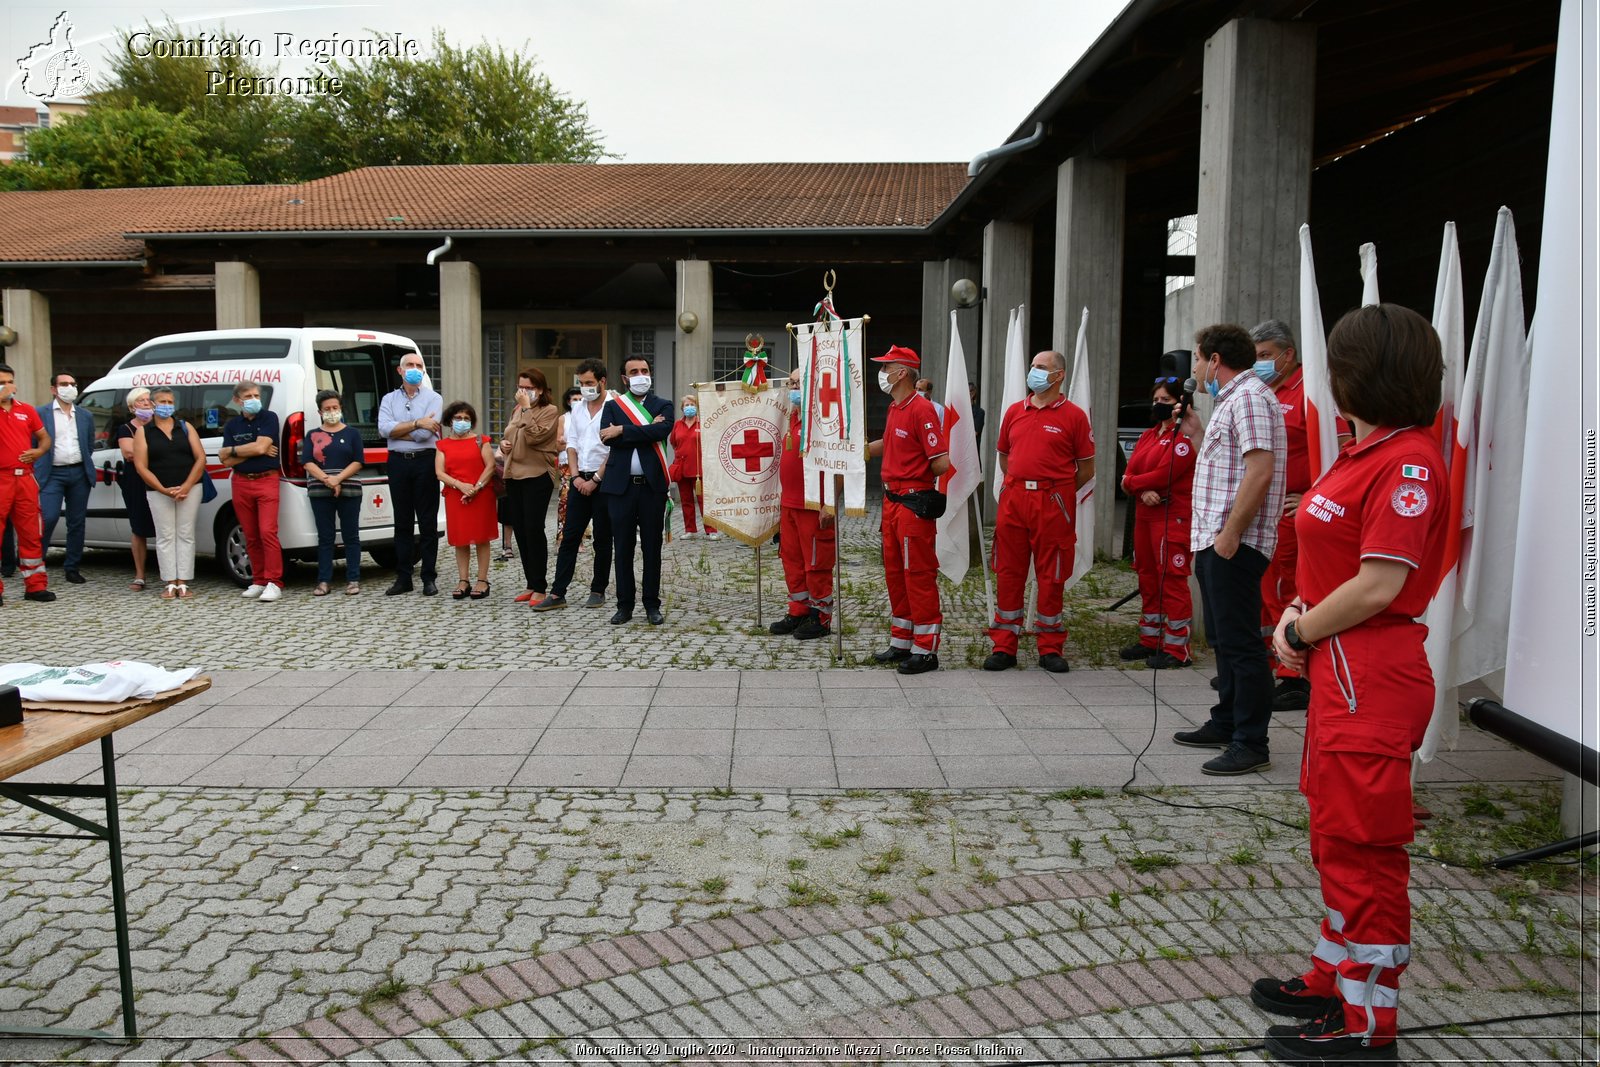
left=424, top=235, right=454, bottom=265
left=967, top=122, right=1046, bottom=177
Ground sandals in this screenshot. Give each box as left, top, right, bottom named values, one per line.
left=129, top=577, right=147, bottom=591
left=451, top=580, right=472, bottom=600
left=470, top=579, right=491, bottom=600
left=312, top=582, right=331, bottom=597
left=162, top=583, right=178, bottom=600
left=176, top=583, right=193, bottom=599
left=345, top=581, right=361, bottom=596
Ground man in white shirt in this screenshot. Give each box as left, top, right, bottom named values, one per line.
left=34, top=373, right=95, bottom=584
left=534, top=358, right=613, bottom=611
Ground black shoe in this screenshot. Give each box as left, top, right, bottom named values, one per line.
left=384, top=579, right=414, bottom=596
left=1203, top=742, right=1270, bottom=776
left=982, top=651, right=1017, bottom=672
left=872, top=646, right=912, bottom=664
left=1272, top=677, right=1312, bottom=712
left=65, top=569, right=85, bottom=585
left=531, top=594, right=568, bottom=612
left=1264, top=1010, right=1398, bottom=1065
left=793, top=617, right=830, bottom=640
left=0, top=568, right=12, bottom=578
left=610, top=610, right=633, bottom=625
left=1119, top=641, right=1154, bottom=661
left=1038, top=653, right=1071, bottom=674
left=1146, top=651, right=1189, bottom=670
left=1210, top=675, right=1221, bottom=690
left=584, top=592, right=606, bottom=608
left=897, top=653, right=939, bottom=675
left=647, top=610, right=665, bottom=626
left=23, top=589, right=56, bottom=603
left=421, top=580, right=439, bottom=596
left=1173, top=721, right=1231, bottom=749
left=770, top=614, right=805, bottom=635
left=1251, top=977, right=1341, bottom=1020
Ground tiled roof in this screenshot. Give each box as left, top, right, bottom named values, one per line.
left=0, top=185, right=286, bottom=263
left=0, top=163, right=968, bottom=263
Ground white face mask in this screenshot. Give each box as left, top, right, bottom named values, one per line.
left=877, top=370, right=895, bottom=395
left=580, top=385, right=599, bottom=402
left=56, top=385, right=78, bottom=404
left=322, top=409, right=342, bottom=424
left=629, top=374, right=651, bottom=396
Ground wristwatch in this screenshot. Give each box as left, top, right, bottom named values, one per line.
left=1284, top=618, right=1311, bottom=651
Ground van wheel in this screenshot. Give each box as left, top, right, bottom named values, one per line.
left=215, top=511, right=252, bottom=587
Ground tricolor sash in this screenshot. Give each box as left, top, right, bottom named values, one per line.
left=613, top=391, right=673, bottom=477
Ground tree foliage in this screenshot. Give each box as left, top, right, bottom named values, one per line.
left=288, top=32, right=609, bottom=177
left=0, top=103, right=246, bottom=190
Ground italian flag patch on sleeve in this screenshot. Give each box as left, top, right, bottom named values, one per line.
left=1400, top=464, right=1429, bottom=481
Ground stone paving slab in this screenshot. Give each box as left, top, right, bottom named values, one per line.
left=0, top=787, right=1591, bottom=1065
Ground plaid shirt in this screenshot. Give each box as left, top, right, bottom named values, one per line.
left=1190, top=371, right=1287, bottom=557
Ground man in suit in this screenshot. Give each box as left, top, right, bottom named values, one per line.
left=35, top=372, right=96, bottom=584
left=598, top=355, right=674, bottom=626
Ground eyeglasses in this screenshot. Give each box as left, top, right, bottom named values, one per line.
left=1154, top=376, right=1181, bottom=385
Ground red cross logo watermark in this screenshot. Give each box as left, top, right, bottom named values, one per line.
left=1391, top=481, right=1428, bottom=517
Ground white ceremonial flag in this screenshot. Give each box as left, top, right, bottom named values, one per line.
left=1418, top=222, right=1467, bottom=762
left=1298, top=225, right=1342, bottom=482
left=796, top=314, right=867, bottom=516
left=1451, top=209, right=1532, bottom=688
left=936, top=311, right=982, bottom=584
left=993, top=305, right=1027, bottom=503
left=1359, top=242, right=1381, bottom=306
left=1066, top=307, right=1096, bottom=590
left=696, top=382, right=787, bottom=545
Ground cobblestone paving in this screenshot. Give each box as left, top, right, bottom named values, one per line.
left=0, top=786, right=1592, bottom=1065
left=12, top=503, right=1144, bottom=672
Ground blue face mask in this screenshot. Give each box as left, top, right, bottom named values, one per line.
left=1026, top=367, right=1053, bottom=394
left=789, top=389, right=803, bottom=407
left=242, top=397, right=262, bottom=416
left=1252, top=359, right=1278, bottom=383
left=452, top=419, right=472, bottom=436
left=682, top=406, right=697, bottom=418
left=403, top=368, right=424, bottom=386
left=1205, top=377, right=1221, bottom=399
left=154, top=403, right=176, bottom=418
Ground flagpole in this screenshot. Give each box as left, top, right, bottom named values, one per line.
left=755, top=543, right=763, bottom=629
left=834, top=473, right=845, bottom=662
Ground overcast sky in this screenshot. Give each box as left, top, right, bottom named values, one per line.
left=4, top=0, right=1127, bottom=163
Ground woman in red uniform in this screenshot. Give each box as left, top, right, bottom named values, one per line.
left=1253, top=304, right=1449, bottom=1066
left=1119, top=377, right=1196, bottom=668
left=668, top=394, right=718, bottom=540
left=435, top=401, right=499, bottom=601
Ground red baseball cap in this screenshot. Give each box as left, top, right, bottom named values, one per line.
left=872, top=345, right=920, bottom=369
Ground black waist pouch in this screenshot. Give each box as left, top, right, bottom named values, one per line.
left=886, top=488, right=947, bottom=520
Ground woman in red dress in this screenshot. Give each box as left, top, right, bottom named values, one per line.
left=668, top=393, right=718, bottom=539
left=435, top=401, right=499, bottom=600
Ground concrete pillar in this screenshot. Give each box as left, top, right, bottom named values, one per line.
left=214, top=262, right=261, bottom=329
left=979, top=221, right=1032, bottom=469
left=1052, top=156, right=1126, bottom=558
left=919, top=258, right=980, bottom=395
left=1194, top=18, right=1316, bottom=330
left=439, top=261, right=483, bottom=414
left=1, top=289, right=51, bottom=400
left=676, top=260, right=713, bottom=390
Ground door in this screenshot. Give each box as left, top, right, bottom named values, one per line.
left=76, top=387, right=130, bottom=545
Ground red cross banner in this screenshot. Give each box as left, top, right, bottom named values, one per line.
left=695, top=381, right=787, bottom=545
left=795, top=310, right=867, bottom=516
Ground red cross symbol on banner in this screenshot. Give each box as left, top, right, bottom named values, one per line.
left=730, top=428, right=774, bottom=473
left=1400, top=490, right=1419, bottom=510
left=817, top=371, right=840, bottom=420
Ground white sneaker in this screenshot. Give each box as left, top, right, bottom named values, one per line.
left=707, top=532, right=722, bottom=541
left=259, top=582, right=283, bottom=602
left=682, top=531, right=697, bottom=539
left=242, top=584, right=264, bottom=599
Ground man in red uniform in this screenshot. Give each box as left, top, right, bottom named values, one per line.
left=1255, top=304, right=1449, bottom=1066
left=868, top=346, right=950, bottom=675
left=771, top=367, right=836, bottom=640
left=984, top=350, right=1095, bottom=673
left=1250, top=320, right=1352, bottom=710
left=0, top=362, right=56, bottom=605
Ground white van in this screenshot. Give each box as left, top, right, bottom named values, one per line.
left=75, top=328, right=423, bottom=585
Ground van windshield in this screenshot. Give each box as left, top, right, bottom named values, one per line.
left=313, top=343, right=404, bottom=447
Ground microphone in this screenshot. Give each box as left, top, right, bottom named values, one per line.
left=1177, top=377, right=1197, bottom=417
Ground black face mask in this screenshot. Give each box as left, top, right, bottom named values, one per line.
left=1150, top=401, right=1176, bottom=424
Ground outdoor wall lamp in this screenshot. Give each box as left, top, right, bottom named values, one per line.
left=0, top=325, right=16, bottom=347
left=677, top=311, right=700, bottom=334
left=951, top=278, right=981, bottom=308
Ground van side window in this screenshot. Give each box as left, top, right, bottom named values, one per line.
left=78, top=390, right=123, bottom=451
left=182, top=385, right=275, bottom=438
left=314, top=344, right=387, bottom=447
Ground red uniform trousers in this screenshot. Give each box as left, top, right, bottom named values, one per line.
left=676, top=479, right=715, bottom=534
left=881, top=499, right=941, bottom=654
left=1262, top=510, right=1301, bottom=679
left=0, top=471, right=47, bottom=597
left=1131, top=509, right=1192, bottom=661
left=231, top=473, right=283, bottom=586
left=988, top=482, right=1074, bottom=657
left=1296, top=620, right=1428, bottom=1044
left=780, top=505, right=836, bottom=624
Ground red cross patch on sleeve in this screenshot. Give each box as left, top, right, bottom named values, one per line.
left=1392, top=482, right=1428, bottom=517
